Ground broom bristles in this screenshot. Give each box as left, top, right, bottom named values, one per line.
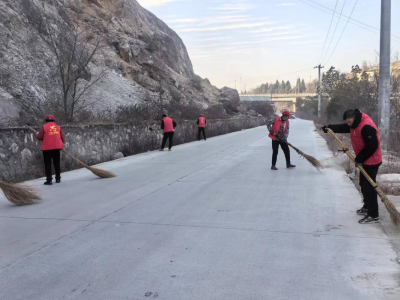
left=303, top=153, right=324, bottom=170
left=383, top=198, right=400, bottom=226
left=0, top=181, right=41, bottom=205
left=88, top=166, right=116, bottom=178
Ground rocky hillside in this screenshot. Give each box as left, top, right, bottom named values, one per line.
left=0, top=0, right=241, bottom=125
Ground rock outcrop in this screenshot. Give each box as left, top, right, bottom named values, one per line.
left=0, top=0, right=237, bottom=125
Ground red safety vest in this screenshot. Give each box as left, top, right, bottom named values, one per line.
left=351, top=113, right=382, bottom=165
left=41, top=122, right=64, bottom=151
left=163, top=117, right=174, bottom=133
left=198, top=117, right=206, bottom=128
left=268, top=117, right=289, bottom=141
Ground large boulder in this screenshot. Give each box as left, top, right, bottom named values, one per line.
left=220, top=87, right=240, bottom=107
left=119, top=40, right=131, bottom=63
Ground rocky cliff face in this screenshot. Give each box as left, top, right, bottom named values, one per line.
left=0, top=0, right=238, bottom=125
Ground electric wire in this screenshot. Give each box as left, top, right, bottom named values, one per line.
left=299, top=0, right=400, bottom=41
left=321, top=0, right=346, bottom=64
left=318, top=0, right=338, bottom=64
left=324, top=0, right=359, bottom=66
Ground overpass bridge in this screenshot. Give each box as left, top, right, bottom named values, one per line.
left=239, top=93, right=316, bottom=113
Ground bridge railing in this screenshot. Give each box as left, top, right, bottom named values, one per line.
left=240, top=93, right=316, bottom=97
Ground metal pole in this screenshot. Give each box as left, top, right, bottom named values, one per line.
left=315, top=64, right=324, bottom=118
left=378, top=0, right=391, bottom=151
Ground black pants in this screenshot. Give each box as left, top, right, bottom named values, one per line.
left=43, top=149, right=61, bottom=182
left=198, top=128, right=206, bottom=140
left=161, top=132, right=174, bottom=149
left=272, top=140, right=291, bottom=166
left=359, top=163, right=380, bottom=218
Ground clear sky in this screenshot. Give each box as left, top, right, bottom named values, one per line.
left=137, top=0, right=400, bottom=91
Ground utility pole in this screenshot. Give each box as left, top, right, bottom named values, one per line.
left=314, top=64, right=324, bottom=118
left=379, top=0, right=391, bottom=151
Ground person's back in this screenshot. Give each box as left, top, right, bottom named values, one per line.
left=160, top=114, right=177, bottom=150
left=198, top=115, right=206, bottom=128
left=41, top=122, right=64, bottom=151
left=163, top=117, right=175, bottom=133
left=197, top=114, right=207, bottom=140
left=35, top=115, right=65, bottom=185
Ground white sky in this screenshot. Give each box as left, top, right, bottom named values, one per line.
left=137, top=0, right=400, bottom=91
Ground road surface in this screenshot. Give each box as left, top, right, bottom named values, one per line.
left=1, top=119, right=399, bottom=300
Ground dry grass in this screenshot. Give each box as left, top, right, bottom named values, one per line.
left=0, top=181, right=41, bottom=205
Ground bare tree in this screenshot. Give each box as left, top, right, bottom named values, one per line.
left=26, top=1, right=106, bottom=122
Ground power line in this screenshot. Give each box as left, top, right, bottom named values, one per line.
left=299, top=0, right=400, bottom=41
left=318, top=0, right=338, bottom=64
left=324, top=0, right=359, bottom=66
left=321, top=0, right=346, bottom=64
left=307, top=0, right=395, bottom=34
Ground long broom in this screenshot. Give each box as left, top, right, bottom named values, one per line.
left=29, top=128, right=116, bottom=179
left=275, top=136, right=324, bottom=171
left=62, top=150, right=116, bottom=178
left=327, top=128, right=400, bottom=225
left=0, top=181, right=41, bottom=205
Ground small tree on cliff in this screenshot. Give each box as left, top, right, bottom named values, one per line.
left=24, top=1, right=106, bottom=122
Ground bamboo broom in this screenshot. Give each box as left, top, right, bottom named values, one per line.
left=0, top=181, right=41, bottom=205
left=275, top=136, right=324, bottom=172
left=29, top=128, right=116, bottom=179
left=62, top=150, right=116, bottom=178
left=327, top=128, right=400, bottom=225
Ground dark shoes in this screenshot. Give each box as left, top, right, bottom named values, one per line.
left=359, top=216, right=379, bottom=224
left=356, top=207, right=368, bottom=215
left=44, top=181, right=52, bottom=185
left=357, top=208, right=378, bottom=224
left=272, top=165, right=295, bottom=170
left=56, top=179, right=61, bottom=183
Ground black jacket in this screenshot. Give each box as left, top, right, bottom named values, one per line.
left=328, top=111, right=379, bottom=164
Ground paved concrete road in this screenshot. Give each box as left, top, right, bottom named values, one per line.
left=1, top=119, right=399, bottom=300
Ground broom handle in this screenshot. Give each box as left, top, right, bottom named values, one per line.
left=28, top=127, right=91, bottom=170
left=61, top=150, right=91, bottom=169
left=275, top=137, right=304, bottom=155
left=326, top=128, right=389, bottom=202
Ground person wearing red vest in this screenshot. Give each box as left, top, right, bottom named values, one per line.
left=160, top=114, right=177, bottom=151
left=321, top=109, right=382, bottom=224
left=197, top=114, right=206, bottom=141
left=267, top=111, right=296, bottom=170
left=35, top=115, right=65, bottom=185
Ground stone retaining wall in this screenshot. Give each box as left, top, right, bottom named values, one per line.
left=0, top=117, right=266, bottom=182
left=378, top=174, right=400, bottom=195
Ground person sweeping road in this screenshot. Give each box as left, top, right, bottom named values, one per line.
left=267, top=110, right=296, bottom=170
left=321, top=109, right=382, bottom=224
left=160, top=114, right=177, bottom=151
left=35, top=115, right=65, bottom=185
left=197, top=114, right=206, bottom=141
